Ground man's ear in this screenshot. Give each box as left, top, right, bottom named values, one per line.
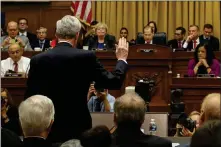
left=75, top=32, right=79, bottom=41
left=47, top=119, right=54, bottom=133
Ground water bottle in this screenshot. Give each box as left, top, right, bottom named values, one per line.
left=149, top=119, right=157, bottom=135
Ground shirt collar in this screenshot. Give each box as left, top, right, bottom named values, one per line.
left=10, top=56, right=23, bottom=65
left=58, top=40, right=73, bottom=46
left=39, top=39, right=45, bottom=43
left=145, top=40, right=153, bottom=44
left=203, top=35, right=210, bottom=40
left=19, top=31, right=27, bottom=36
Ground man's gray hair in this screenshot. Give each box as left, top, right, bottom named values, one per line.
left=114, top=92, right=147, bottom=124
left=56, top=15, right=81, bottom=39
left=19, top=95, right=55, bottom=136
left=60, top=139, right=82, bottom=147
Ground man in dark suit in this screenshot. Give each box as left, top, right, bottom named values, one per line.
left=111, top=92, right=172, bottom=147
left=182, top=25, right=200, bottom=51
left=18, top=18, right=37, bottom=49
left=167, top=27, right=186, bottom=49
left=25, top=15, right=129, bottom=143
left=32, top=27, right=51, bottom=51
left=199, top=24, right=220, bottom=51
left=136, top=26, right=165, bottom=46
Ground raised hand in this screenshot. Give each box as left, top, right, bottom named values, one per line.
left=115, top=37, right=129, bottom=61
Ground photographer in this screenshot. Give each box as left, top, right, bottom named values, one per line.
left=1, top=88, right=21, bottom=136
left=87, top=84, right=115, bottom=112
left=175, top=111, right=200, bottom=137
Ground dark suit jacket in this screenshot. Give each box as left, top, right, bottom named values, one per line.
left=112, top=127, right=172, bottom=147
left=167, top=39, right=185, bottom=49
left=32, top=39, right=51, bottom=51
left=23, top=137, right=54, bottom=147
left=88, top=34, right=116, bottom=50
left=26, top=32, right=37, bottom=49
left=24, top=42, right=128, bottom=143
left=136, top=36, right=165, bottom=46
left=1, top=128, right=22, bottom=147
left=1, top=106, right=22, bottom=136
left=199, top=35, right=220, bottom=51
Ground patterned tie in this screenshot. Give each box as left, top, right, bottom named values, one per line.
left=14, top=62, right=18, bottom=72
left=193, top=40, right=197, bottom=49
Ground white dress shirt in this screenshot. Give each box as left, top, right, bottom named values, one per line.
left=145, top=40, right=153, bottom=44
left=19, top=31, right=27, bottom=37
left=1, top=56, right=30, bottom=77
left=182, top=37, right=200, bottom=49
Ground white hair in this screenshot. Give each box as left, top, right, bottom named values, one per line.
left=56, top=15, right=81, bottom=39
left=19, top=95, right=55, bottom=136
left=114, top=92, right=147, bottom=125
left=60, top=139, right=82, bottom=147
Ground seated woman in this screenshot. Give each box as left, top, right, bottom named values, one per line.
left=88, top=22, right=116, bottom=50
left=188, top=43, right=220, bottom=77
left=1, top=88, right=21, bottom=136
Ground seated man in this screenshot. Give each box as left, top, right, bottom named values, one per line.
left=19, top=95, right=55, bottom=147
left=1, top=43, right=30, bottom=77
left=167, top=27, right=186, bottom=49
left=111, top=92, right=172, bottom=147
left=32, top=27, right=51, bottom=51
left=136, top=25, right=165, bottom=45
left=1, top=21, right=32, bottom=51
left=87, top=83, right=115, bottom=112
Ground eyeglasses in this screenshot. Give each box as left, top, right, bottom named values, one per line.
left=175, top=33, right=181, bottom=35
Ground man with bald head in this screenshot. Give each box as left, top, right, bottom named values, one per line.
left=1, top=21, right=32, bottom=51
left=199, top=93, right=220, bottom=126
left=112, top=92, right=172, bottom=147
left=1, top=43, right=30, bottom=77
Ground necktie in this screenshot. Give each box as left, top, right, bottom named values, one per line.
left=14, top=62, right=18, bottom=72
left=40, top=42, right=44, bottom=49
left=193, top=40, right=197, bottom=49
left=21, top=33, right=25, bottom=36
left=178, top=41, right=181, bottom=48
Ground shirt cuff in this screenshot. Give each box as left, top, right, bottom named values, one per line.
left=118, top=59, right=128, bottom=64
left=182, top=42, right=188, bottom=48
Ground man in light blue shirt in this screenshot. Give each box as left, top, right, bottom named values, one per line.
left=87, top=86, right=115, bottom=112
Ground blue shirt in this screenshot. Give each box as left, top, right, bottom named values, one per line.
left=87, top=94, right=115, bottom=112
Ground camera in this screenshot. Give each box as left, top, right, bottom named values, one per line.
left=178, top=113, right=196, bottom=132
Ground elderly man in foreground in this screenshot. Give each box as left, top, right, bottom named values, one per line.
left=19, top=95, right=55, bottom=147
left=111, top=92, right=172, bottom=147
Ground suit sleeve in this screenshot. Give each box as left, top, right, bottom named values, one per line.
left=24, top=57, right=40, bottom=99
left=91, top=52, right=128, bottom=90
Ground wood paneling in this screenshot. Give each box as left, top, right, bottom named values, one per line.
left=2, top=1, right=72, bottom=39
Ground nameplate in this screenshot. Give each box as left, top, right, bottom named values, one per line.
left=197, top=74, right=215, bottom=78
left=173, top=48, right=185, bottom=52
left=139, top=49, right=154, bottom=53
left=5, top=73, right=22, bottom=77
